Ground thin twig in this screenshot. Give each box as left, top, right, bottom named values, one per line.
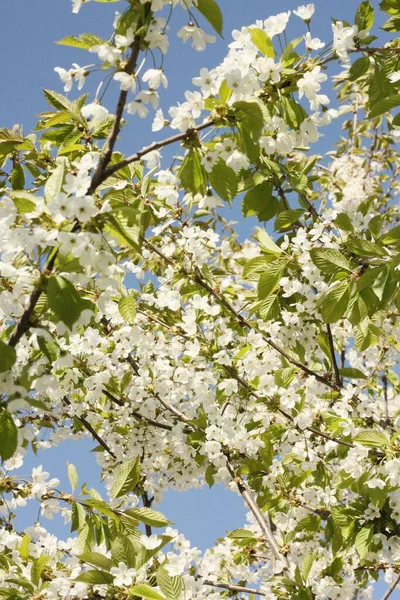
left=63, top=398, right=116, bottom=458
left=225, top=457, right=288, bottom=568
left=104, top=120, right=214, bottom=179
left=326, top=324, right=341, bottom=388
left=380, top=573, right=400, bottom=600
left=204, top=580, right=266, bottom=597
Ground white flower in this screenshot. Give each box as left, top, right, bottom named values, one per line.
left=226, top=150, right=249, bottom=172
left=260, top=136, right=276, bottom=154
left=192, top=67, right=218, bottom=97
left=219, top=379, right=238, bottom=396
left=63, top=171, right=92, bottom=197
left=201, top=151, right=219, bottom=173
left=258, top=58, right=283, bottom=83
left=389, top=71, right=400, bottom=83
left=264, top=11, right=291, bottom=38
left=70, top=195, right=97, bottom=222
left=143, top=150, right=161, bottom=170
left=71, top=0, right=90, bottom=13
left=152, top=109, right=166, bottom=132
left=139, top=534, right=160, bottom=550
left=113, top=72, right=137, bottom=93
left=81, top=102, right=109, bottom=126
left=142, top=69, right=168, bottom=90
left=41, top=499, right=60, bottom=520
left=90, top=44, right=122, bottom=64
left=54, top=63, right=88, bottom=92
left=293, top=4, right=315, bottom=21
left=126, top=99, right=149, bottom=119
left=177, top=24, right=216, bottom=51
left=115, top=28, right=135, bottom=48
left=48, top=192, right=71, bottom=222
left=305, top=32, right=325, bottom=51
left=110, top=562, right=136, bottom=587
left=332, top=22, right=357, bottom=62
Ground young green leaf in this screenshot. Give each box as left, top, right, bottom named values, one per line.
left=310, top=248, right=353, bottom=275
left=67, top=462, right=79, bottom=491
left=118, top=294, right=137, bottom=325
left=209, top=162, right=237, bottom=201
left=319, top=281, right=351, bottom=323
left=110, top=458, right=141, bottom=499
left=0, top=340, right=17, bottom=373
left=47, top=275, right=84, bottom=329
left=0, top=409, right=18, bottom=461
left=157, top=567, right=183, bottom=600
left=195, top=0, right=223, bottom=36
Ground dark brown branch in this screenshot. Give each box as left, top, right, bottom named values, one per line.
left=63, top=398, right=116, bottom=458
left=104, top=120, right=213, bottom=179
left=326, top=324, right=341, bottom=388
left=102, top=388, right=175, bottom=432
left=88, top=36, right=142, bottom=193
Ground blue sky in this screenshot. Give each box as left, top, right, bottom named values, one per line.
left=1, top=0, right=393, bottom=597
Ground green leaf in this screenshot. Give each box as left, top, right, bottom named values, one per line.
left=301, top=552, right=316, bottom=582
left=319, top=281, right=351, bottom=323
left=250, top=28, right=274, bottom=57
left=334, top=213, right=354, bottom=232
left=260, top=293, right=280, bottom=321
left=355, top=526, right=374, bottom=560
left=380, top=225, right=400, bottom=244
left=110, top=458, right=141, bottom=499
left=233, top=101, right=264, bottom=143
left=355, top=1, right=374, bottom=31
left=195, top=0, right=223, bottom=36
left=228, top=529, right=257, bottom=540
left=275, top=209, right=304, bottom=231
left=0, top=340, right=17, bottom=373
left=75, top=570, right=114, bottom=584
left=9, top=191, right=37, bottom=214
left=19, top=534, right=31, bottom=561
left=31, top=556, right=50, bottom=586
left=78, top=552, right=115, bottom=572
left=130, top=585, right=166, bottom=600
left=56, top=33, right=106, bottom=50
left=157, top=567, right=183, bottom=600
left=255, top=228, right=282, bottom=255
left=43, top=89, right=73, bottom=111
left=0, top=409, right=18, bottom=462
left=258, top=259, right=287, bottom=299
left=354, top=430, right=389, bottom=448
left=44, top=158, right=67, bottom=203
left=118, top=294, right=137, bottom=325
left=67, top=462, right=79, bottom=491
left=103, top=207, right=142, bottom=248
left=111, top=536, right=136, bottom=569
left=126, top=507, right=172, bottom=528
left=47, top=275, right=84, bottom=329
left=310, top=248, right=353, bottom=275
left=205, top=464, right=217, bottom=487
left=369, top=94, right=400, bottom=118
left=242, top=182, right=279, bottom=221
left=10, top=164, right=25, bottom=190
left=348, top=56, right=370, bottom=81
left=339, top=368, right=367, bottom=379
left=209, top=162, right=237, bottom=201
left=368, top=66, right=393, bottom=105
left=179, top=150, right=206, bottom=195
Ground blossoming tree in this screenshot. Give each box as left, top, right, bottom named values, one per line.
left=1, top=0, right=400, bottom=598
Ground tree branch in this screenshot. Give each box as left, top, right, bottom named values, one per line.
left=203, top=580, right=266, bottom=597
left=225, top=456, right=288, bottom=569
left=103, top=120, right=213, bottom=179
left=326, top=324, right=341, bottom=388
left=381, top=573, right=400, bottom=600
left=63, top=398, right=116, bottom=459
left=88, top=36, right=142, bottom=193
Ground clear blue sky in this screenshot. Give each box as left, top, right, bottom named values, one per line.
left=1, top=1, right=391, bottom=597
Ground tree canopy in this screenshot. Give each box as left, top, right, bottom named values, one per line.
left=1, top=0, right=400, bottom=598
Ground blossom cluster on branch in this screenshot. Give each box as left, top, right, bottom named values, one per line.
left=1, top=0, right=400, bottom=599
